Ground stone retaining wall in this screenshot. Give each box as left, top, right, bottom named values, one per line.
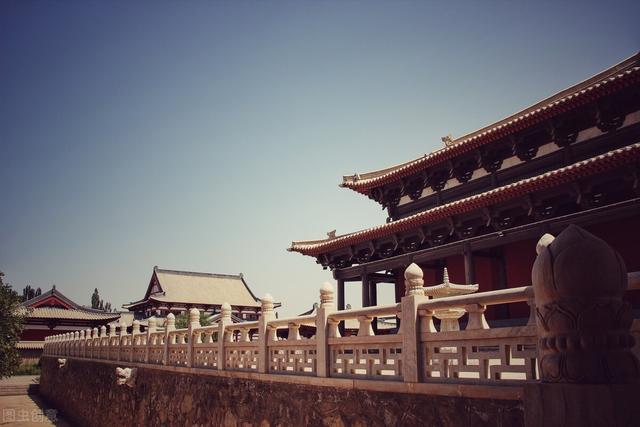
left=40, top=357, right=523, bottom=427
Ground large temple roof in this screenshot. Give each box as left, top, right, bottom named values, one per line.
left=341, top=52, right=640, bottom=195
left=290, top=142, right=640, bottom=256
left=124, top=267, right=262, bottom=309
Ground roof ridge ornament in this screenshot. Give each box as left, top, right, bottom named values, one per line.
left=441, top=134, right=455, bottom=147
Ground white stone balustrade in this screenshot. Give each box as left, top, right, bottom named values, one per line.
left=43, top=252, right=640, bottom=386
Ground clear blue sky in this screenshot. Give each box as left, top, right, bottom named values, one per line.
left=1, top=1, right=638, bottom=316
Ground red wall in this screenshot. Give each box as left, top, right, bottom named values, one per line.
left=395, top=215, right=640, bottom=323
left=584, top=217, right=640, bottom=309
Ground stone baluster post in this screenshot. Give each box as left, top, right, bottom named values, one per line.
left=84, top=329, right=91, bottom=358
left=187, top=308, right=201, bottom=368
left=400, top=263, right=428, bottom=383
left=316, top=282, right=336, bottom=377
left=100, top=326, right=107, bottom=359
left=146, top=316, right=157, bottom=363
left=92, top=328, right=99, bottom=358
left=75, top=332, right=80, bottom=357
left=78, top=330, right=84, bottom=358
left=217, top=303, right=232, bottom=371
left=118, top=322, right=127, bottom=362
left=525, top=225, right=640, bottom=427
left=357, top=316, right=374, bottom=337
left=109, top=324, right=116, bottom=358
left=464, top=304, right=489, bottom=330
left=288, top=323, right=301, bottom=341
left=258, top=294, right=275, bottom=373
left=131, top=320, right=140, bottom=362
left=163, top=313, right=175, bottom=365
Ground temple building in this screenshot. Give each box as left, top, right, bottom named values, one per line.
left=289, top=53, right=640, bottom=324
left=18, top=286, right=120, bottom=364
left=123, top=266, right=274, bottom=321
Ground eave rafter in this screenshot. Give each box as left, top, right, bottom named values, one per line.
left=293, top=142, right=640, bottom=269
left=341, top=58, right=640, bottom=209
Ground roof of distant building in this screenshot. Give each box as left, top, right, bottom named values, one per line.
left=124, top=267, right=262, bottom=310
left=20, top=287, right=120, bottom=322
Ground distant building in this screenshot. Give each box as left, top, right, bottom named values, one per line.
left=123, top=266, right=276, bottom=321
left=18, top=286, right=120, bottom=364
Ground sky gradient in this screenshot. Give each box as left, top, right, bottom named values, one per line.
left=1, top=1, right=639, bottom=316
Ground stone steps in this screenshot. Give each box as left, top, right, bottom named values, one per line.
left=0, top=384, right=39, bottom=396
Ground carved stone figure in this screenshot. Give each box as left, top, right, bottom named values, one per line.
left=115, top=367, right=136, bottom=387
left=532, top=224, right=639, bottom=383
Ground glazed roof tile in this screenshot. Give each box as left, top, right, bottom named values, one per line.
left=291, top=142, right=640, bottom=256
left=124, top=268, right=261, bottom=309
left=16, top=341, right=45, bottom=350
left=342, top=53, right=640, bottom=195
left=23, top=306, right=121, bottom=321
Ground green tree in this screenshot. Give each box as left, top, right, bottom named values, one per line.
left=21, top=285, right=36, bottom=302
left=0, top=272, right=26, bottom=378
left=175, top=311, right=212, bottom=329
left=91, top=288, right=100, bottom=309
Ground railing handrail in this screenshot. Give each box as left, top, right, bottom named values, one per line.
left=267, top=314, right=316, bottom=328
left=42, top=255, right=640, bottom=388
left=418, top=286, right=533, bottom=311
left=328, top=303, right=400, bottom=321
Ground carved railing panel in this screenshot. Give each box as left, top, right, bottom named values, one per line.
left=329, top=336, right=403, bottom=381
left=109, top=338, right=120, bottom=361
left=99, top=338, right=110, bottom=360
left=147, top=332, right=165, bottom=365
left=224, top=343, right=259, bottom=371
left=132, top=335, right=147, bottom=363
left=192, top=327, right=219, bottom=369
left=421, top=326, right=538, bottom=382
left=268, top=340, right=317, bottom=375
left=167, top=331, right=189, bottom=367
